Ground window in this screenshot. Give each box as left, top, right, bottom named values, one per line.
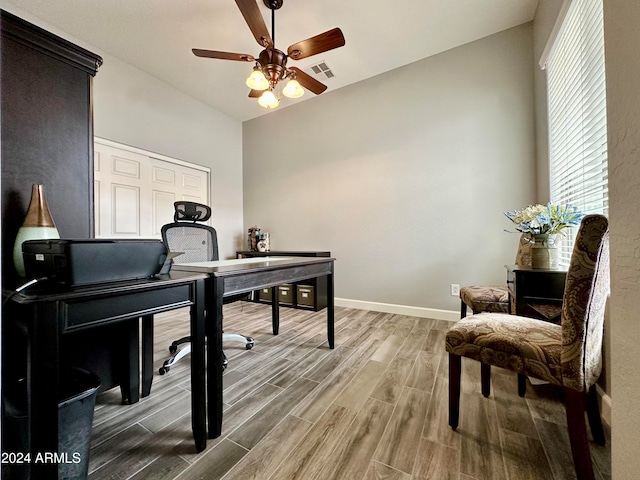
left=543, top=0, right=608, bottom=266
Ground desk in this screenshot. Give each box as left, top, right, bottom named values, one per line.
left=172, top=256, right=335, bottom=439
left=236, top=251, right=331, bottom=311
left=505, top=265, right=567, bottom=322
left=3, top=271, right=207, bottom=479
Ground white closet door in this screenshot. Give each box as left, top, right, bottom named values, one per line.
left=149, top=158, right=209, bottom=236
left=94, top=139, right=209, bottom=238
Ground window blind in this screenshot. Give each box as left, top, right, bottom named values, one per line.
left=544, top=0, right=608, bottom=266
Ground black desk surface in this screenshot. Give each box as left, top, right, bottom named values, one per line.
left=6, top=270, right=205, bottom=302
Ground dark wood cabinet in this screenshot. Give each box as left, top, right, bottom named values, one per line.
left=506, top=265, right=567, bottom=323
left=236, top=251, right=331, bottom=311
left=0, top=12, right=133, bottom=458
left=1, top=10, right=102, bottom=283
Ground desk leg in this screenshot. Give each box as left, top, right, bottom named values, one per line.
left=207, top=276, right=224, bottom=439
left=327, top=269, right=335, bottom=349
left=191, top=279, right=207, bottom=451
left=141, top=315, right=153, bottom=397
left=120, top=319, right=140, bottom=404
left=29, top=302, right=59, bottom=479
left=271, top=286, right=279, bottom=335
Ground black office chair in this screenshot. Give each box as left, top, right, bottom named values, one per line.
left=158, top=201, right=253, bottom=374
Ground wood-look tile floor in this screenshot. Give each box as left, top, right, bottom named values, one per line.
left=87, top=303, right=611, bottom=480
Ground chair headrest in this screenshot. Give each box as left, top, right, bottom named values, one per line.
left=173, top=201, right=211, bottom=223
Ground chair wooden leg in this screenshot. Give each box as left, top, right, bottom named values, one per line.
left=449, top=353, right=461, bottom=430
left=518, top=374, right=527, bottom=397
left=586, top=385, right=605, bottom=445
left=460, top=301, right=467, bottom=319
left=564, top=387, right=595, bottom=480
left=481, top=363, right=491, bottom=397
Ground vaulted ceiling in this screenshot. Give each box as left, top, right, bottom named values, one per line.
left=3, top=0, right=539, bottom=121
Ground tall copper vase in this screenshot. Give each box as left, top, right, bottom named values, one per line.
left=12, top=184, right=60, bottom=277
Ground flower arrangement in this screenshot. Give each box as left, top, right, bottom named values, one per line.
left=504, top=203, right=584, bottom=236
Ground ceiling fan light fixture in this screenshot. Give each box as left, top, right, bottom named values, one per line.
left=282, top=78, right=304, bottom=98
left=246, top=66, right=269, bottom=90
left=258, top=89, right=280, bottom=108
left=192, top=1, right=345, bottom=107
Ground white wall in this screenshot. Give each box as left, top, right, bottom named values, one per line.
left=532, top=0, right=563, bottom=201
left=0, top=3, right=245, bottom=259
left=243, top=24, right=536, bottom=316
left=604, top=1, right=640, bottom=477
left=92, top=55, right=244, bottom=258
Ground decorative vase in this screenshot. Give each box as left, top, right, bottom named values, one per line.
left=248, top=226, right=261, bottom=252
left=12, top=184, right=60, bottom=277
left=530, top=234, right=558, bottom=269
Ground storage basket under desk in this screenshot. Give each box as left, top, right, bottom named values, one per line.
left=236, top=251, right=330, bottom=311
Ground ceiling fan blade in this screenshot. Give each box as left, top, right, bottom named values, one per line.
left=235, top=0, right=273, bottom=48
left=192, top=49, right=255, bottom=62
left=287, top=27, right=345, bottom=60
left=248, top=89, right=263, bottom=98
left=290, top=67, right=327, bottom=95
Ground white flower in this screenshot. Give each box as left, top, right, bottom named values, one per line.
left=505, top=203, right=585, bottom=235
left=513, top=204, right=546, bottom=224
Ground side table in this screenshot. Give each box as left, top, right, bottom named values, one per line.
left=505, top=265, right=567, bottom=323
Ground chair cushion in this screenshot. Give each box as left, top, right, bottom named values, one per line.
left=445, top=312, right=563, bottom=385
left=459, top=286, right=510, bottom=314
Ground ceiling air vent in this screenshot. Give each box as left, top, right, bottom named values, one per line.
left=306, top=61, right=334, bottom=80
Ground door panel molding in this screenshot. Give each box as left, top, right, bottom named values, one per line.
left=94, top=137, right=210, bottom=238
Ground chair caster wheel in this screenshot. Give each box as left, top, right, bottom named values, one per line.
left=222, top=353, right=228, bottom=371
left=246, top=342, right=254, bottom=350
left=159, top=366, right=170, bottom=375
left=169, top=345, right=177, bottom=354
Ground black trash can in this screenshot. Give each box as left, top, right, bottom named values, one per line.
left=2, top=367, right=101, bottom=480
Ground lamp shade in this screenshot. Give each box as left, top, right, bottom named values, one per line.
left=258, top=90, right=280, bottom=108
left=246, top=68, right=269, bottom=90
left=282, top=79, right=304, bottom=98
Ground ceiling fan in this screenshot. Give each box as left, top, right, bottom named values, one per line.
left=192, top=0, right=345, bottom=109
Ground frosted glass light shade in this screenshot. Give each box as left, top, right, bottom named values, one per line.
left=258, top=90, right=280, bottom=108
left=246, top=68, right=269, bottom=90
left=282, top=79, right=304, bottom=98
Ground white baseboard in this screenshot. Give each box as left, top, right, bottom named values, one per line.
left=596, top=384, right=611, bottom=427
left=334, top=298, right=459, bottom=322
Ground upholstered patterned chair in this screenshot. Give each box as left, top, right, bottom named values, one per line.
left=459, top=234, right=531, bottom=318
left=446, top=215, right=609, bottom=480
left=459, top=234, right=533, bottom=395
